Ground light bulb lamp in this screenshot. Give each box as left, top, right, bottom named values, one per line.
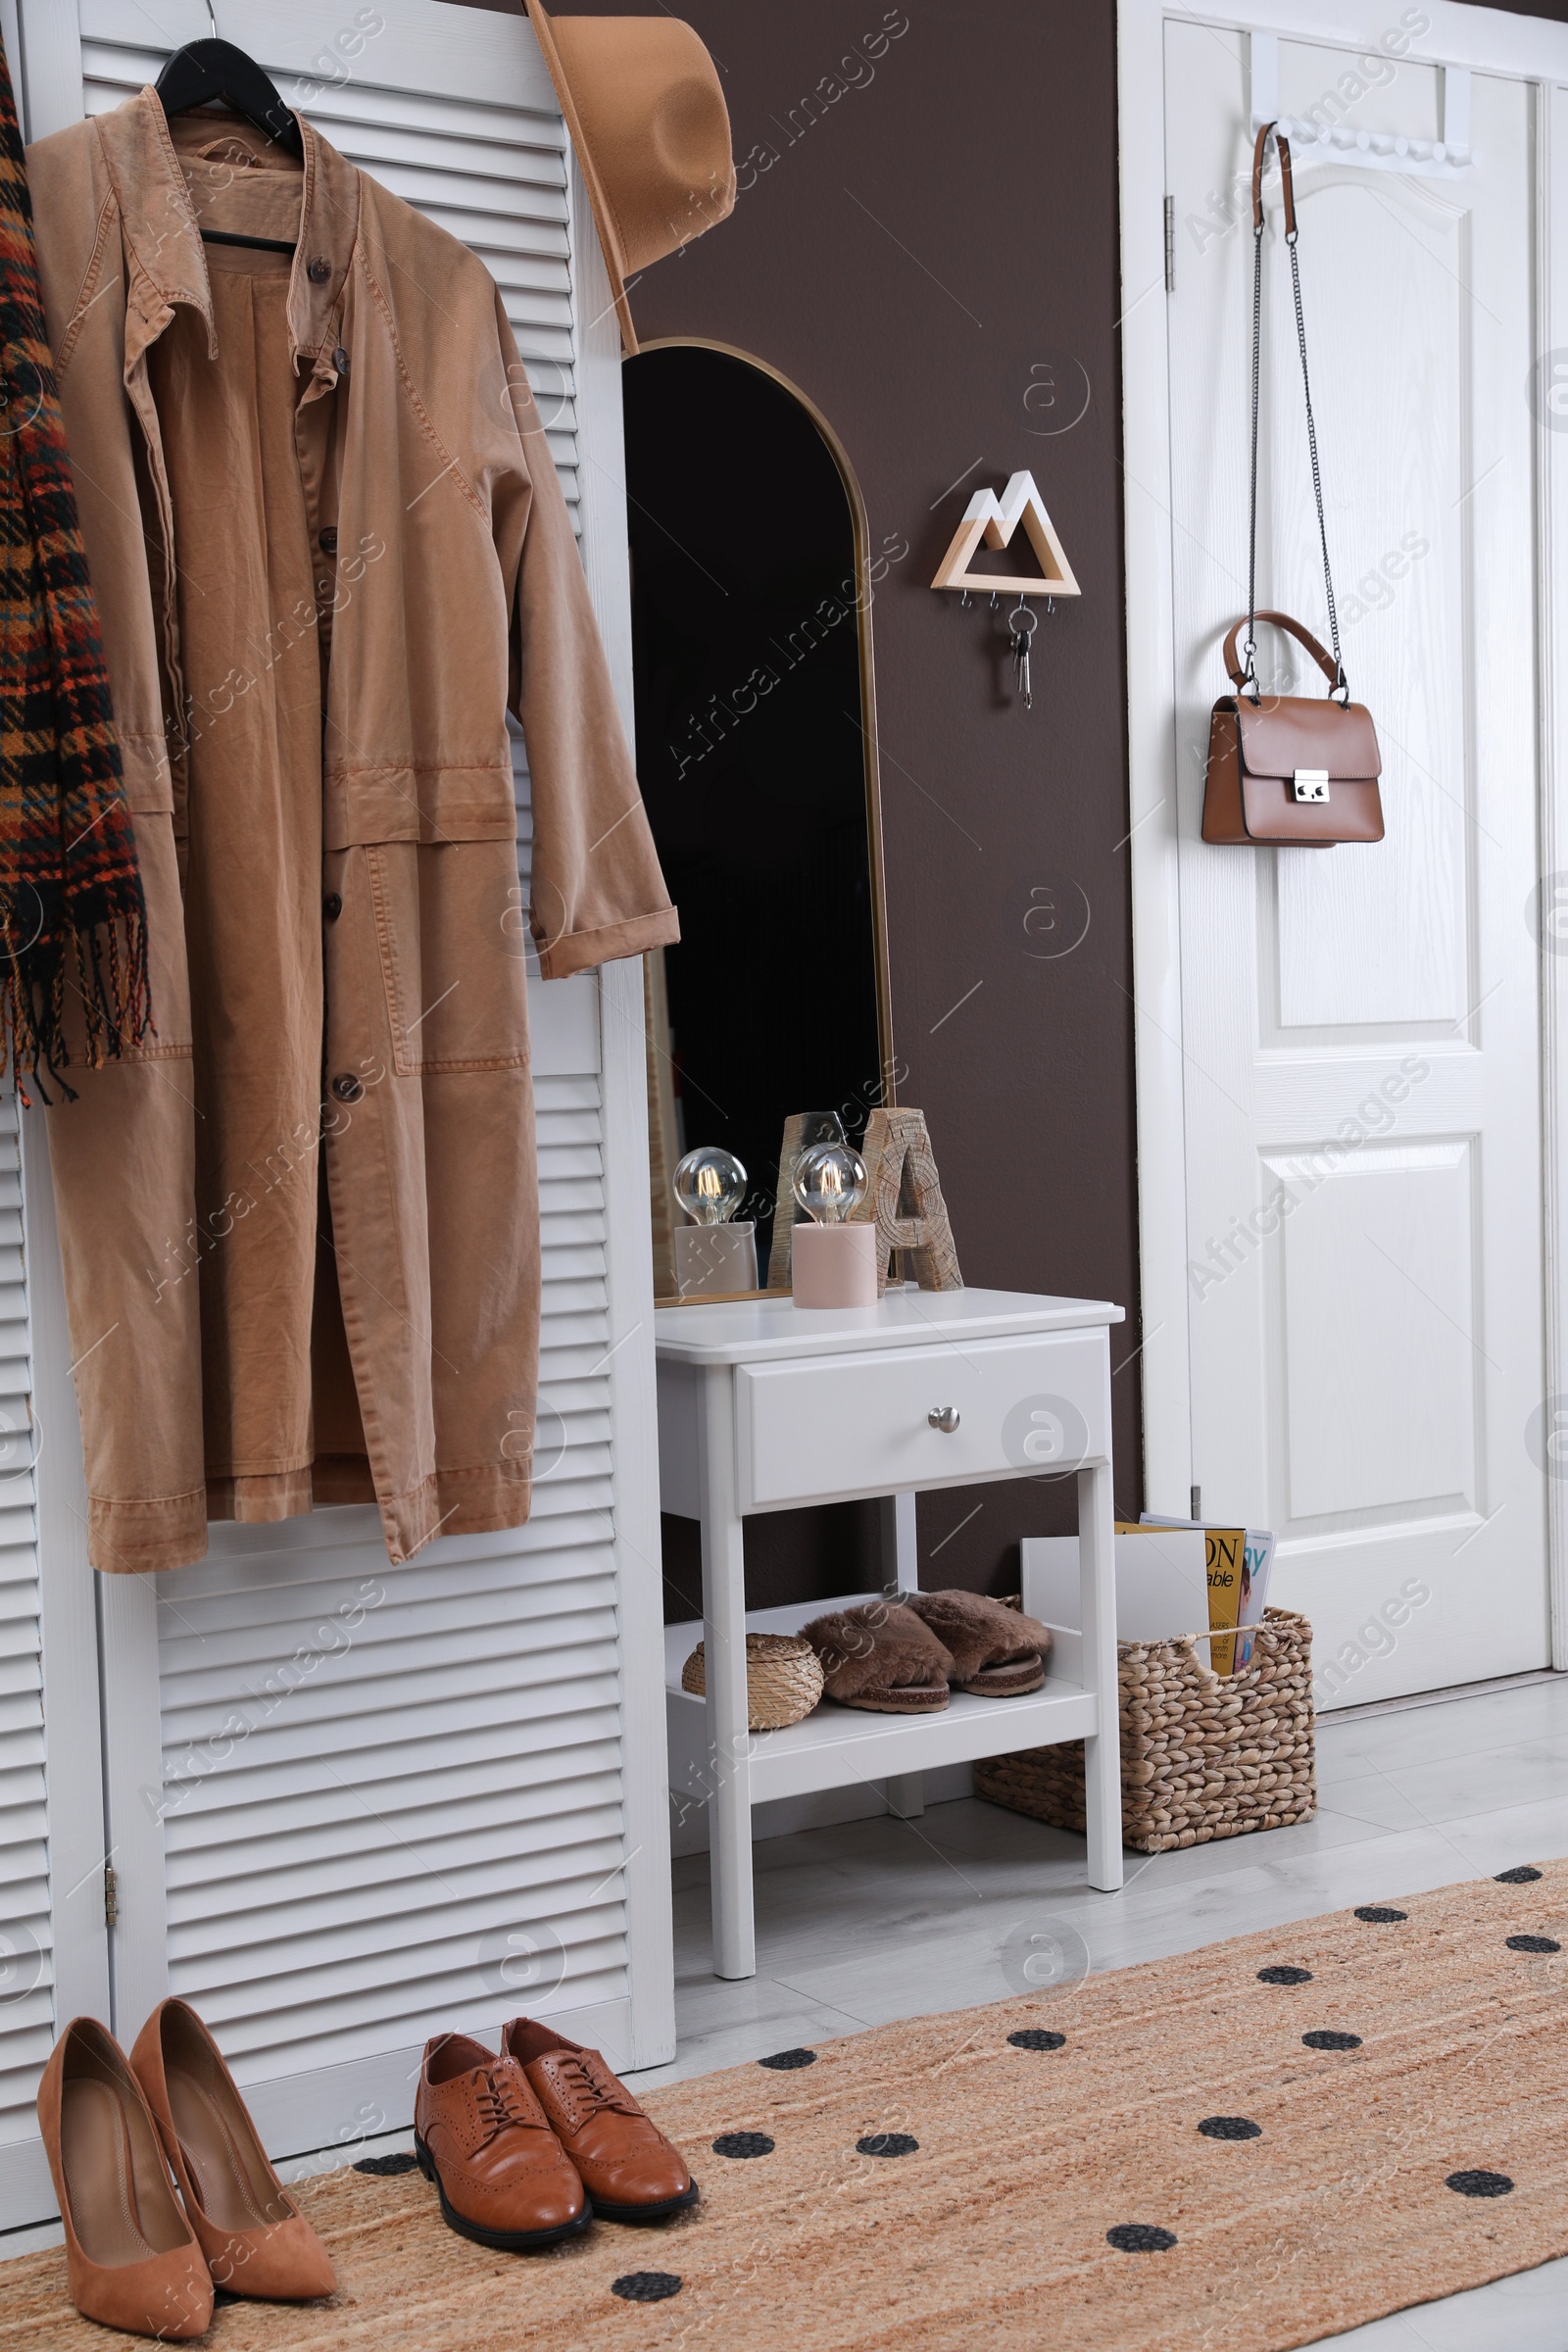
left=790, top=1142, right=877, bottom=1308
left=671, top=1147, right=758, bottom=1298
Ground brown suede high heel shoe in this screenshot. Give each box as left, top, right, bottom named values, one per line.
left=37, top=2018, right=214, bottom=2341
left=130, top=1998, right=336, bottom=2301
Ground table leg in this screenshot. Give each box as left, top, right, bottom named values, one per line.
left=699, top=1365, right=755, bottom=1978
left=878, top=1493, right=922, bottom=1817
left=1077, top=1457, right=1124, bottom=1891
left=877, top=1491, right=919, bottom=1597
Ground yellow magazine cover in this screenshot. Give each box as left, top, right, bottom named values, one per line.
left=1201, top=1527, right=1247, bottom=1675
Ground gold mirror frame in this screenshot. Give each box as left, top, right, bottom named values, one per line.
left=629, top=338, right=898, bottom=1301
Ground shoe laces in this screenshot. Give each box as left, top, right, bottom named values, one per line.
left=478, top=2065, right=540, bottom=2137
left=551, top=2051, right=639, bottom=2122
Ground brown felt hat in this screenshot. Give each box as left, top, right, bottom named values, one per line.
left=524, top=1, right=735, bottom=353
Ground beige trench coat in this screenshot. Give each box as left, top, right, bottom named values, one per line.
left=26, top=91, right=676, bottom=1573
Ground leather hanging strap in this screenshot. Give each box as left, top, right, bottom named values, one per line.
left=1223, top=608, right=1338, bottom=690
left=1250, top=116, right=1296, bottom=235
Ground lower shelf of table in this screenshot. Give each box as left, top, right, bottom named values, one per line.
left=664, top=1592, right=1101, bottom=1808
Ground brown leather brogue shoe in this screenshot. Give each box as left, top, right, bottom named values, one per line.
left=130, top=1998, right=336, bottom=2301
left=37, top=2018, right=214, bottom=2341
left=414, top=2033, right=590, bottom=2251
left=502, top=2019, right=699, bottom=2223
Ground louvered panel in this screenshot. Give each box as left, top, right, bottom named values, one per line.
left=0, top=1086, right=48, bottom=2145
left=163, top=1755, right=621, bottom=1881
left=53, top=0, right=644, bottom=2132
left=161, top=1607, right=621, bottom=1727
left=173, top=1927, right=629, bottom=2078
left=137, top=9, right=626, bottom=2048
left=79, top=40, right=580, bottom=506
left=160, top=1706, right=620, bottom=1835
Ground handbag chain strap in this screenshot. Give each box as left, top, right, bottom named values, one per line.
left=1244, top=122, right=1348, bottom=707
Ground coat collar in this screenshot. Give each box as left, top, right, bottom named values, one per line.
left=92, top=87, right=361, bottom=374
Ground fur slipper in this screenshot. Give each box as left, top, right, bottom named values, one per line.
left=902, top=1590, right=1053, bottom=1696
left=801, top=1601, right=956, bottom=1713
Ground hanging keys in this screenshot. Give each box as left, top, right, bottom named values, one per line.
left=1007, top=600, right=1039, bottom=710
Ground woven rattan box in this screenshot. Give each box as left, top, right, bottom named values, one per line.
left=975, top=1606, right=1316, bottom=1855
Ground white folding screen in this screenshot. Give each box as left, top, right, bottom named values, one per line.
left=0, top=1091, right=49, bottom=2165
left=0, top=0, right=670, bottom=2224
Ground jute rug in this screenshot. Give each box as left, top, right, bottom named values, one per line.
left=8, top=1864, right=1568, bottom=2351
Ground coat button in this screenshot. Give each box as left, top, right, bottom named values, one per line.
left=333, top=345, right=351, bottom=376
left=331, top=1073, right=363, bottom=1103
left=307, top=256, right=331, bottom=285
left=319, top=526, right=338, bottom=555
left=322, top=892, right=342, bottom=921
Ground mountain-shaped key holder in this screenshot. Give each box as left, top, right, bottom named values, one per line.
left=933, top=471, right=1078, bottom=709
left=931, top=470, right=1080, bottom=599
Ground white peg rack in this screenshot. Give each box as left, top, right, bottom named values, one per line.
left=1250, top=32, right=1479, bottom=178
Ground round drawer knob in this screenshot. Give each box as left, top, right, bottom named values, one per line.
left=928, top=1405, right=960, bottom=1434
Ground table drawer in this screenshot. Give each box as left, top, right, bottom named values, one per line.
left=735, top=1330, right=1109, bottom=1511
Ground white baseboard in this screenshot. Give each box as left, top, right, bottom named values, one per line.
left=668, top=1764, right=975, bottom=1858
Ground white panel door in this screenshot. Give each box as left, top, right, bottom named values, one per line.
left=1163, top=25, right=1547, bottom=1703
left=0, top=0, right=670, bottom=2223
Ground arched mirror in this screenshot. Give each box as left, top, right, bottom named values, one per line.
left=622, top=341, right=895, bottom=1300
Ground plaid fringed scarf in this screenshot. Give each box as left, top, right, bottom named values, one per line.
left=0, top=29, right=149, bottom=1102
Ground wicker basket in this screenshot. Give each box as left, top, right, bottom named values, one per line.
left=681, top=1632, right=824, bottom=1731
left=974, top=1607, right=1316, bottom=1855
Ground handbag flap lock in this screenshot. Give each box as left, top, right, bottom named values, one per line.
left=1234, top=695, right=1382, bottom=784
left=1293, top=769, right=1329, bottom=803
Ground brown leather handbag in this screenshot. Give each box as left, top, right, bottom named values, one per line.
left=1202, top=123, right=1385, bottom=848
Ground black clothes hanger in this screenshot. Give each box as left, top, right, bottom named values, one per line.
left=156, top=33, right=303, bottom=256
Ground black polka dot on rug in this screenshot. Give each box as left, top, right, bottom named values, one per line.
left=758, top=2047, right=817, bottom=2070
left=1199, top=2116, right=1262, bottom=2141
left=1257, top=1965, right=1313, bottom=1985
left=1495, top=1866, right=1543, bottom=1885
left=1354, top=1906, right=1407, bottom=1924
left=354, top=2152, right=418, bottom=2176
left=1506, top=1934, right=1562, bottom=1953
left=612, top=2273, right=683, bottom=2303
left=1446, top=2170, right=1514, bottom=2199
left=712, top=2132, right=774, bottom=2159
left=857, top=2132, right=918, bottom=2158
left=1008, top=2029, right=1066, bottom=2051
left=1301, top=2030, right=1363, bottom=2050
left=1107, top=2224, right=1177, bottom=2253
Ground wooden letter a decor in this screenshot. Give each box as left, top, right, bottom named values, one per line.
left=852, top=1108, right=962, bottom=1294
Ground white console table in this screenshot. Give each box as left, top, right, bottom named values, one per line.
left=654, top=1287, right=1125, bottom=1979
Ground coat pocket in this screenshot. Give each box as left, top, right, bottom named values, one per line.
left=365, top=837, right=530, bottom=1075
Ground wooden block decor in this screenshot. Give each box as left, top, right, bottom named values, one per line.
left=765, top=1110, right=848, bottom=1291
left=930, top=469, right=1081, bottom=599
left=850, top=1108, right=962, bottom=1294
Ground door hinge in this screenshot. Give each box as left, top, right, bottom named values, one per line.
left=104, top=1862, right=119, bottom=1930
left=1164, top=194, right=1175, bottom=293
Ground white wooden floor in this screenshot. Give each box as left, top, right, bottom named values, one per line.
left=7, top=1675, right=1567, bottom=2346
left=642, top=1672, right=1568, bottom=2351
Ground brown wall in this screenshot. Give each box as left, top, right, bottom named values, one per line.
left=455, top=0, right=1568, bottom=1615
left=572, top=0, right=1146, bottom=1612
